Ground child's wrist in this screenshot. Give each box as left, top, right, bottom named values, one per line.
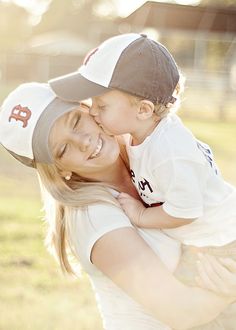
left=137, top=207, right=146, bottom=227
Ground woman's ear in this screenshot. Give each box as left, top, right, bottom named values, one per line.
left=136, top=100, right=155, bottom=120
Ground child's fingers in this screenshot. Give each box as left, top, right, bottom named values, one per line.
left=118, top=194, right=141, bottom=208
left=118, top=192, right=132, bottom=198
left=118, top=198, right=130, bottom=208
left=118, top=199, right=134, bottom=206
left=118, top=197, right=136, bottom=211
left=118, top=194, right=134, bottom=202
left=117, top=197, right=130, bottom=204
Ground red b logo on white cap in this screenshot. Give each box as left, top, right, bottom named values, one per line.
left=9, top=105, right=32, bottom=128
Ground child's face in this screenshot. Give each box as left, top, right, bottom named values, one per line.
left=90, top=90, right=139, bottom=136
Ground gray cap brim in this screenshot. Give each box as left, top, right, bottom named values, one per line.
left=33, top=97, right=79, bottom=165
left=49, top=72, right=109, bottom=102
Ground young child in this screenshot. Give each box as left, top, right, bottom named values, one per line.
left=49, top=33, right=236, bottom=251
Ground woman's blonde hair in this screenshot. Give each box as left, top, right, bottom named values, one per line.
left=36, top=161, right=120, bottom=276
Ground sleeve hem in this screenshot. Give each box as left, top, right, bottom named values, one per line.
left=163, top=203, right=203, bottom=219
left=86, top=224, right=133, bottom=265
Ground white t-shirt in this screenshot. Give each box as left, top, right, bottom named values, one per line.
left=126, top=114, right=236, bottom=247
left=68, top=202, right=181, bottom=330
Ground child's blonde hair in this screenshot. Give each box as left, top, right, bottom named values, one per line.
left=129, top=72, right=185, bottom=119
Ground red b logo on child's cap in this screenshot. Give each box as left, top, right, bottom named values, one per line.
left=83, top=47, right=99, bottom=66
left=9, top=105, right=32, bottom=128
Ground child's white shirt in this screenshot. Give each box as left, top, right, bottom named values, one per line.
left=125, top=114, right=236, bottom=247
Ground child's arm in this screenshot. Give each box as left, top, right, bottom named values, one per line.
left=118, top=192, right=195, bottom=229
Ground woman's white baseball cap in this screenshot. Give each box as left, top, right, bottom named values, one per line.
left=49, top=33, right=180, bottom=105
left=0, top=82, right=78, bottom=167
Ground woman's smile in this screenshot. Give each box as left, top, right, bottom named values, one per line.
left=48, top=108, right=120, bottom=179
left=89, top=135, right=103, bottom=159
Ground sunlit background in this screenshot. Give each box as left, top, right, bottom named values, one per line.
left=1, top=0, right=236, bottom=119
left=0, top=1, right=236, bottom=329
left=2, top=0, right=203, bottom=17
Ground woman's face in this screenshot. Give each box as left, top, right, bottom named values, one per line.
left=48, top=104, right=120, bottom=179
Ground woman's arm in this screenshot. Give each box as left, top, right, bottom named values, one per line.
left=91, top=227, right=233, bottom=330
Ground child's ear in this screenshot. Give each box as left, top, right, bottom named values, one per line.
left=136, top=100, right=155, bottom=120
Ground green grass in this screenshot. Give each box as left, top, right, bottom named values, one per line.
left=182, top=118, right=236, bottom=185
left=180, top=82, right=236, bottom=122
left=0, top=149, right=102, bottom=330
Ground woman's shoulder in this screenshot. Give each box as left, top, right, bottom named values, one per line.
left=86, top=200, right=132, bottom=229
left=70, top=194, right=133, bottom=249
left=69, top=200, right=133, bottom=273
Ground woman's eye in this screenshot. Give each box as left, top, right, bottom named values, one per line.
left=98, top=105, right=106, bottom=110
left=59, top=144, right=68, bottom=159
left=73, top=116, right=80, bottom=129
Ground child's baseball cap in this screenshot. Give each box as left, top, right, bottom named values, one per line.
left=0, top=82, right=78, bottom=167
left=49, top=33, right=180, bottom=105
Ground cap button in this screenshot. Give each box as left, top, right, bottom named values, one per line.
left=140, top=33, right=147, bottom=38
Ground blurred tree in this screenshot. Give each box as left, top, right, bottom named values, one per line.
left=200, top=0, right=236, bottom=6
left=199, top=0, right=236, bottom=71
left=0, top=2, right=31, bottom=51
left=34, top=0, right=117, bottom=40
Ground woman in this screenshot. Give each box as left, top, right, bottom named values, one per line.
left=0, top=82, right=236, bottom=330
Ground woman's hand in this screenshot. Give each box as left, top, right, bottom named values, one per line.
left=196, top=253, right=236, bottom=300
left=118, top=192, right=146, bottom=226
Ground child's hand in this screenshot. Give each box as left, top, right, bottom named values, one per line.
left=118, top=192, right=146, bottom=226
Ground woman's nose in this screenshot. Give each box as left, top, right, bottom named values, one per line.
left=75, top=133, right=91, bottom=152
